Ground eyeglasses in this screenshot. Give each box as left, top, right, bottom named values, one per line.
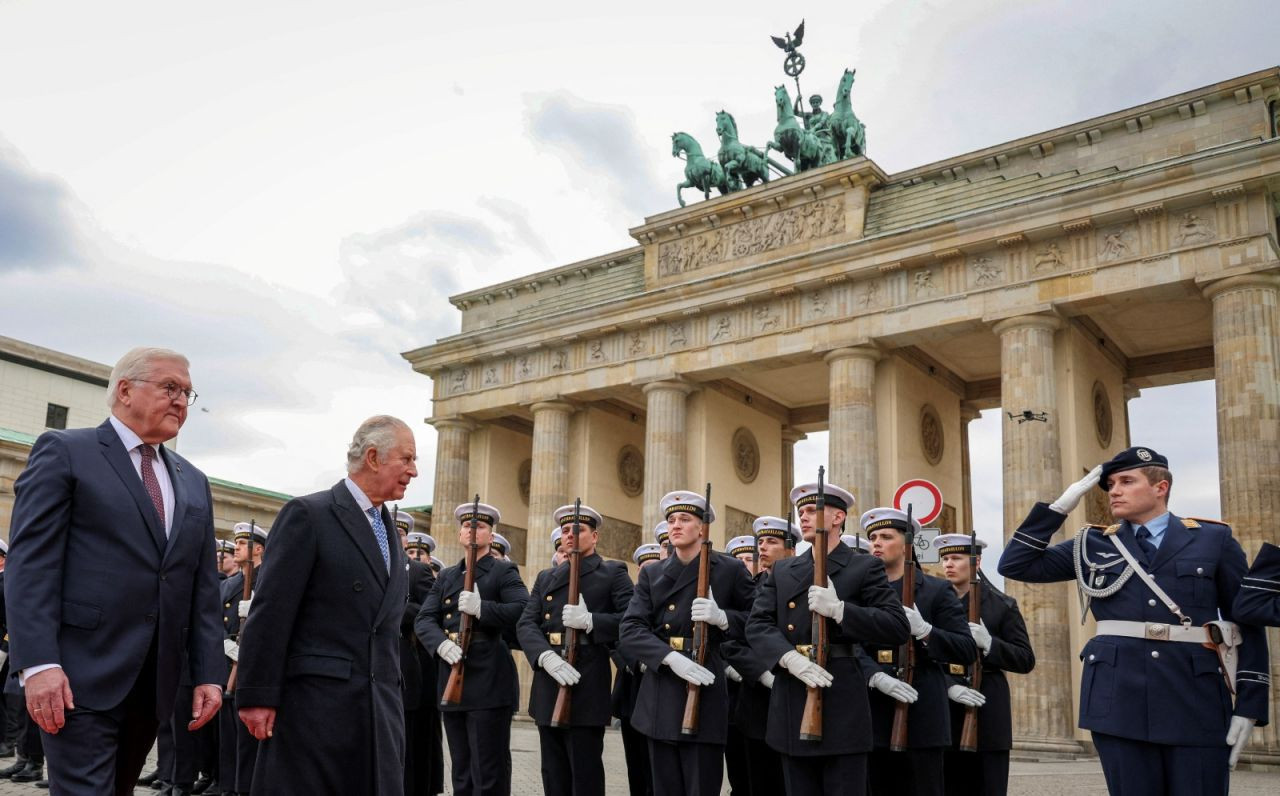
left=133, top=379, right=199, bottom=406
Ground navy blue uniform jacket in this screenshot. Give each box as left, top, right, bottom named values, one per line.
left=1235, top=542, right=1280, bottom=627
left=999, top=503, right=1270, bottom=745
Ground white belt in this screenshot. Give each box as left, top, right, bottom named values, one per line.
left=1094, top=620, right=1210, bottom=643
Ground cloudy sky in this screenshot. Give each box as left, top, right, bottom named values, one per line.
left=0, top=1, right=1268, bottom=562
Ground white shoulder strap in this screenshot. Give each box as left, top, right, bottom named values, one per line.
left=1108, top=534, right=1191, bottom=626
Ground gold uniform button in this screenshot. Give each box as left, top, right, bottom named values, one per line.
left=788, top=601, right=796, bottom=609
left=546, top=595, right=553, bottom=602
left=445, top=598, right=452, bottom=605
left=544, top=613, right=552, bottom=620
left=664, top=623, right=671, bottom=630
left=445, top=613, right=452, bottom=620
left=224, top=602, right=231, bottom=608
left=787, top=623, right=795, bottom=632
left=668, top=604, right=676, bottom=611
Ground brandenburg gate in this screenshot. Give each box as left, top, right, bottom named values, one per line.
left=404, top=68, right=1280, bottom=761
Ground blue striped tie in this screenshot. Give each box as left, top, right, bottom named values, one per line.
left=367, top=507, right=391, bottom=573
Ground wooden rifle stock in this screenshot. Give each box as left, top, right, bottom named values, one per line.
left=889, top=509, right=916, bottom=752
left=680, top=483, right=713, bottom=736
left=959, top=531, right=982, bottom=752
left=226, top=520, right=258, bottom=693
left=441, top=494, right=481, bottom=706
left=550, top=498, right=583, bottom=727
left=800, top=466, right=829, bottom=741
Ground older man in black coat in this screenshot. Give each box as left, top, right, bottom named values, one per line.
left=235, top=416, right=418, bottom=796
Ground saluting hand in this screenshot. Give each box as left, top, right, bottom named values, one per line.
left=458, top=589, right=483, bottom=619
left=808, top=578, right=845, bottom=622
left=562, top=596, right=593, bottom=633
left=25, top=668, right=74, bottom=735
left=1049, top=464, right=1103, bottom=515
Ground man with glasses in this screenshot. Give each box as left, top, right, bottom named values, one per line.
left=5, top=347, right=223, bottom=795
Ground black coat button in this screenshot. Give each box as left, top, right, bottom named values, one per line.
left=354, top=581, right=364, bottom=592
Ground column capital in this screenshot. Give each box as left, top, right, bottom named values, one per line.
left=426, top=415, right=476, bottom=432
left=823, top=345, right=882, bottom=365
left=641, top=379, right=696, bottom=397
left=1200, top=272, right=1280, bottom=302
left=1123, top=382, right=1142, bottom=401
left=960, top=402, right=983, bottom=423
left=991, top=313, right=1062, bottom=337
left=529, top=399, right=576, bottom=416
left=781, top=426, right=808, bottom=445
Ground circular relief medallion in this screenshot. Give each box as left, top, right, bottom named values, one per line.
left=1093, top=381, right=1113, bottom=448
left=618, top=445, right=644, bottom=497
left=919, top=404, right=944, bottom=466
left=732, top=427, right=760, bottom=484
left=518, top=459, right=532, bottom=506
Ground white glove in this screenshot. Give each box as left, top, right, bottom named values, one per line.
left=903, top=604, right=932, bottom=639
left=1227, top=716, right=1256, bottom=769
left=778, top=650, right=833, bottom=689
left=223, top=638, right=239, bottom=663
left=869, top=672, right=918, bottom=703
left=759, top=671, right=775, bottom=689
left=724, top=665, right=742, bottom=682
left=1049, top=464, right=1103, bottom=515
left=947, top=684, right=986, bottom=707
left=969, top=621, right=992, bottom=654
left=458, top=589, right=482, bottom=619
left=807, top=578, right=845, bottom=623
left=691, top=588, right=729, bottom=630
left=237, top=593, right=253, bottom=619
left=562, top=596, right=593, bottom=633
left=537, top=650, right=582, bottom=687
left=663, top=651, right=715, bottom=686
left=437, top=639, right=463, bottom=665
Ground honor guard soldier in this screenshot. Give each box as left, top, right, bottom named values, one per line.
left=1235, top=542, right=1280, bottom=626
left=612, top=544, right=662, bottom=796
left=491, top=533, right=511, bottom=560
left=415, top=501, right=529, bottom=796
left=727, top=535, right=758, bottom=574
left=858, top=507, right=976, bottom=796
left=746, top=485, right=912, bottom=796
left=551, top=527, right=566, bottom=567
left=516, top=504, right=635, bottom=796
left=842, top=534, right=872, bottom=553
left=217, top=538, right=237, bottom=578
left=220, top=521, right=267, bottom=796
left=933, top=534, right=1034, bottom=796
left=400, top=515, right=445, bottom=796
left=405, top=531, right=437, bottom=564
left=999, top=447, right=1269, bottom=792
left=620, top=490, right=755, bottom=796
left=654, top=521, right=672, bottom=560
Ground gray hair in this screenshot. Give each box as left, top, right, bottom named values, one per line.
left=106, top=347, right=190, bottom=409
left=346, top=415, right=411, bottom=474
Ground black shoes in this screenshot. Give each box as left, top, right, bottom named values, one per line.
left=0, top=741, right=15, bottom=758
left=0, top=757, right=28, bottom=778
left=11, top=759, right=45, bottom=782
left=191, top=775, right=217, bottom=794
left=138, top=768, right=162, bottom=786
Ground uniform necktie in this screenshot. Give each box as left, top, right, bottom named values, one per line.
left=1134, top=525, right=1156, bottom=564
left=367, top=507, right=391, bottom=573
left=137, top=444, right=167, bottom=534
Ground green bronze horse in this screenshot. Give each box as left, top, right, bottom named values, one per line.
left=672, top=131, right=731, bottom=207
left=829, top=68, right=867, bottom=159
left=767, top=85, right=835, bottom=172
left=715, top=111, right=773, bottom=191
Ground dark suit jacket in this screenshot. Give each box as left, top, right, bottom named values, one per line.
left=236, top=481, right=409, bottom=796
left=747, top=543, right=911, bottom=755
left=619, top=550, right=754, bottom=745
left=516, top=553, right=634, bottom=727
left=5, top=420, right=223, bottom=720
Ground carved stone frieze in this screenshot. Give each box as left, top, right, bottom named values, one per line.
left=1098, top=224, right=1136, bottom=262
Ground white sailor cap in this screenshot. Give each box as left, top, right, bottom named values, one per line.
left=233, top=521, right=269, bottom=546
left=859, top=507, right=923, bottom=536
left=653, top=522, right=670, bottom=545
left=727, top=535, right=756, bottom=557
left=661, top=490, right=716, bottom=523
left=0, top=538, right=10, bottom=555
left=491, top=533, right=510, bottom=555
left=554, top=504, right=603, bottom=529
left=633, top=543, right=662, bottom=566
left=428, top=556, right=443, bottom=572
left=216, top=538, right=235, bottom=554
left=789, top=482, right=855, bottom=513
left=551, top=527, right=563, bottom=550
left=406, top=532, right=436, bottom=553
left=455, top=502, right=501, bottom=527
left=393, top=511, right=414, bottom=534
left=753, top=515, right=801, bottom=545
left=840, top=534, right=873, bottom=553
left=933, top=533, right=988, bottom=556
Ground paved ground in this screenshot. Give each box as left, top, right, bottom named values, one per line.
left=0, top=720, right=1276, bottom=794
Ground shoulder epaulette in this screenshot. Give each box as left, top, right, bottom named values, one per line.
left=1103, top=524, right=1121, bottom=536
left=1183, top=517, right=1227, bottom=529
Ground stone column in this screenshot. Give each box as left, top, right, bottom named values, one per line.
left=781, top=427, right=807, bottom=512
left=527, top=401, right=575, bottom=582
left=1203, top=273, right=1280, bottom=759
left=427, top=416, right=476, bottom=563
left=642, top=381, right=695, bottom=534
left=993, top=314, right=1078, bottom=754
left=960, top=403, right=981, bottom=532
left=1122, top=382, right=1141, bottom=447
left=825, top=347, right=881, bottom=507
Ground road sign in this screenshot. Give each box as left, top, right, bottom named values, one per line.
left=893, top=479, right=943, bottom=526
left=913, top=528, right=941, bottom=563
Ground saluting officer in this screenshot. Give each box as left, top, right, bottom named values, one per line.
left=858, top=507, right=976, bottom=796
left=220, top=521, right=267, bottom=796
left=1235, top=542, right=1280, bottom=626
left=998, top=447, right=1269, bottom=792
left=611, top=544, right=662, bottom=796
left=620, top=490, right=754, bottom=796
left=517, top=504, right=634, bottom=796
left=746, top=485, right=912, bottom=796
left=401, top=521, right=445, bottom=796
left=933, top=534, right=1034, bottom=796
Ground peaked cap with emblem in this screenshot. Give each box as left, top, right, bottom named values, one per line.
left=661, top=490, right=716, bottom=523
left=455, top=501, right=501, bottom=527
left=789, top=481, right=855, bottom=513
left=554, top=503, right=603, bottom=529
left=753, top=515, right=801, bottom=545
left=233, top=521, right=269, bottom=546
left=1099, top=446, right=1169, bottom=490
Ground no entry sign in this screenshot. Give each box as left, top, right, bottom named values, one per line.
left=893, top=479, right=943, bottom=526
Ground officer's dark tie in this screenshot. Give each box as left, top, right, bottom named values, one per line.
left=1134, top=525, right=1156, bottom=565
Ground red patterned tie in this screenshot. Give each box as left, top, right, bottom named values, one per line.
left=138, top=444, right=167, bottom=531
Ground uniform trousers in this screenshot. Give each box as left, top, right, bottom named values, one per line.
left=745, top=737, right=784, bottom=794
left=443, top=708, right=512, bottom=796
left=404, top=705, right=444, bottom=796
left=647, top=739, right=724, bottom=796
left=1092, top=732, right=1230, bottom=796
left=537, top=725, right=605, bottom=796
left=619, top=717, right=652, bottom=796
left=782, top=751, right=867, bottom=796
left=942, top=749, right=1008, bottom=796
left=725, top=724, right=750, bottom=794
left=868, top=748, right=944, bottom=796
